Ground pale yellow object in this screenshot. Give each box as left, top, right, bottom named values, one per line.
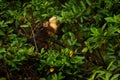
left=50, top=67, right=54, bottom=72
left=69, top=50, right=74, bottom=57
left=49, top=16, right=58, bottom=33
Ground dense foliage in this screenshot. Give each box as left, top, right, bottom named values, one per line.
left=0, top=0, right=120, bottom=80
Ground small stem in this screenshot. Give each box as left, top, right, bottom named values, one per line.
left=30, top=25, right=38, bottom=52
left=22, top=16, right=38, bottom=51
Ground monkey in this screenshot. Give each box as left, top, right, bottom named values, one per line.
left=30, top=16, right=58, bottom=51
left=18, top=16, right=64, bottom=51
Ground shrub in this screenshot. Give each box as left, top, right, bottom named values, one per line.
left=0, top=0, right=120, bottom=80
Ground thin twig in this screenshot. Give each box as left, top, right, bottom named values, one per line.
left=33, top=22, right=42, bottom=31
left=30, top=25, right=38, bottom=52
left=23, top=17, right=38, bottom=52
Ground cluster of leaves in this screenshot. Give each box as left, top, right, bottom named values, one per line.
left=0, top=0, right=120, bottom=80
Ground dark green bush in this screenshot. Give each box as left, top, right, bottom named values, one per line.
left=0, top=0, right=120, bottom=80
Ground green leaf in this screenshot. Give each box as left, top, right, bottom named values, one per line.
left=71, top=56, right=84, bottom=64
left=82, top=47, right=88, bottom=53
left=28, top=47, right=34, bottom=53
left=39, top=78, right=46, bottom=80
left=8, top=10, right=16, bottom=16
left=86, top=0, right=91, bottom=5
left=105, top=72, right=112, bottom=80
left=0, top=48, right=6, bottom=53
left=0, top=77, right=6, bottom=80
left=90, top=27, right=99, bottom=36
left=102, top=23, right=107, bottom=31
left=92, top=71, right=105, bottom=79
left=72, top=5, right=77, bottom=13
left=41, top=48, right=45, bottom=54
left=6, top=20, right=13, bottom=24
left=80, top=1, right=86, bottom=9
left=52, top=73, right=58, bottom=80
left=105, top=15, right=120, bottom=23
left=107, top=60, right=114, bottom=70
left=105, top=17, right=114, bottom=22
left=117, top=29, right=120, bottom=33
left=0, top=30, right=5, bottom=36
left=111, top=74, right=120, bottom=80
left=20, top=24, right=29, bottom=27
left=57, top=72, right=65, bottom=80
